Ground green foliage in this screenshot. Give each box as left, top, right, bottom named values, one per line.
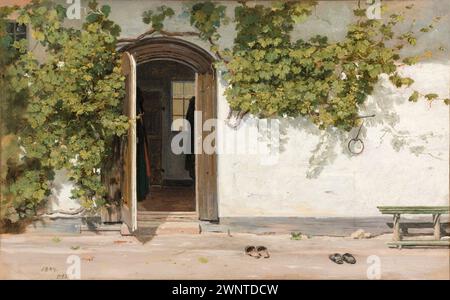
left=424, top=93, right=438, bottom=101
left=0, top=6, right=29, bottom=137
left=142, top=5, right=175, bottom=31
left=290, top=232, right=302, bottom=240
left=1, top=0, right=127, bottom=223
left=0, top=6, right=19, bottom=65
left=189, top=1, right=227, bottom=41
left=0, top=5, right=42, bottom=223
left=408, top=91, right=419, bottom=103
left=143, top=1, right=447, bottom=129
left=208, top=1, right=446, bottom=130
left=1, top=0, right=448, bottom=223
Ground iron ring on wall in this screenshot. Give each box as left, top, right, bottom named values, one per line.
left=348, top=138, right=364, bottom=155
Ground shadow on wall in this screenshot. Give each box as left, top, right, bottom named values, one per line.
left=251, top=73, right=447, bottom=179
left=222, top=0, right=450, bottom=179
left=362, top=74, right=446, bottom=159
left=47, top=170, right=81, bottom=213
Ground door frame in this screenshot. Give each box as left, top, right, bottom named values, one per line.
left=119, top=37, right=219, bottom=222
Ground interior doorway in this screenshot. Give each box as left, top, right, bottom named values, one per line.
left=136, top=60, right=196, bottom=212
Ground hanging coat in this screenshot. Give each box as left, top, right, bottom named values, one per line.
left=136, top=88, right=150, bottom=201
left=185, top=96, right=195, bottom=180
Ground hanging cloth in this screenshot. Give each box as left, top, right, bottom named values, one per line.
left=136, top=88, right=150, bottom=202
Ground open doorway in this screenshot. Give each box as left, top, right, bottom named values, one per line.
left=135, top=60, right=196, bottom=212
left=119, top=37, right=218, bottom=232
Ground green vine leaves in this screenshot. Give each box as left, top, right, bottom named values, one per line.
left=132, top=1, right=449, bottom=179
left=137, top=1, right=448, bottom=132
left=1, top=0, right=128, bottom=219
left=227, top=2, right=448, bottom=131
left=189, top=1, right=228, bottom=42
left=142, top=5, right=175, bottom=31
left=1, top=1, right=448, bottom=222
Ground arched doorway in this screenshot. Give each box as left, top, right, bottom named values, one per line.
left=119, top=37, right=218, bottom=232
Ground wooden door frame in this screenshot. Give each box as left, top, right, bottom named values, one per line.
left=119, top=37, right=219, bottom=222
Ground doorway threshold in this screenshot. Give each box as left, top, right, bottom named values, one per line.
left=134, top=211, right=200, bottom=236
left=137, top=211, right=198, bottom=222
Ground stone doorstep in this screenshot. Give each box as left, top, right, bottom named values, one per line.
left=120, top=223, right=132, bottom=236
left=155, top=222, right=201, bottom=235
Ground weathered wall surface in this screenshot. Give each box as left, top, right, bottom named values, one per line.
left=46, top=0, right=450, bottom=217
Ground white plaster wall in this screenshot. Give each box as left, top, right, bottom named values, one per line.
left=47, top=170, right=80, bottom=213
left=102, top=0, right=448, bottom=217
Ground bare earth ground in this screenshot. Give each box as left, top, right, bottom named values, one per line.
left=0, top=232, right=449, bottom=280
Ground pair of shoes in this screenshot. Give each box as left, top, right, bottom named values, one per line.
left=329, top=253, right=356, bottom=264
left=245, top=246, right=270, bottom=259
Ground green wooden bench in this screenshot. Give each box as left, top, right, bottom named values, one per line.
left=386, top=221, right=450, bottom=234
left=377, top=206, right=450, bottom=248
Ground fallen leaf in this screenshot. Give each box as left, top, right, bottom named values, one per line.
left=113, top=240, right=128, bottom=244
left=81, top=255, right=94, bottom=261
left=198, top=257, right=209, bottom=264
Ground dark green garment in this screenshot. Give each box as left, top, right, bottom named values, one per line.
left=185, top=97, right=195, bottom=180
left=136, top=88, right=149, bottom=202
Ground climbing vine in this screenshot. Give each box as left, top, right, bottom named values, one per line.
left=1, top=0, right=127, bottom=223
left=142, top=5, right=175, bottom=31
left=1, top=0, right=448, bottom=224
left=136, top=1, right=448, bottom=131
left=0, top=5, right=44, bottom=224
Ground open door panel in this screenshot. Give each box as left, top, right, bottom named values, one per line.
left=196, top=71, right=218, bottom=221
left=121, top=52, right=137, bottom=232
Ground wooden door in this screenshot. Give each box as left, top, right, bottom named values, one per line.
left=120, top=52, right=137, bottom=232
left=196, top=72, right=218, bottom=221
left=142, top=91, right=163, bottom=186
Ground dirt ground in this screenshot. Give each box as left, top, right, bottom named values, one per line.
left=0, top=232, right=449, bottom=280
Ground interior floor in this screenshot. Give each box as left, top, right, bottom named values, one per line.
left=137, top=186, right=195, bottom=212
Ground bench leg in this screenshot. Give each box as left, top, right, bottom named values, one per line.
left=433, top=214, right=441, bottom=240
left=401, top=227, right=409, bottom=235
left=393, top=214, right=401, bottom=241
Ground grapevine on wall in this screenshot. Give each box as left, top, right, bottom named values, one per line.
left=1, top=0, right=127, bottom=224
left=135, top=1, right=448, bottom=131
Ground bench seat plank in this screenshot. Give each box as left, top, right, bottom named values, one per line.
left=387, top=222, right=450, bottom=229
left=377, top=206, right=449, bottom=215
